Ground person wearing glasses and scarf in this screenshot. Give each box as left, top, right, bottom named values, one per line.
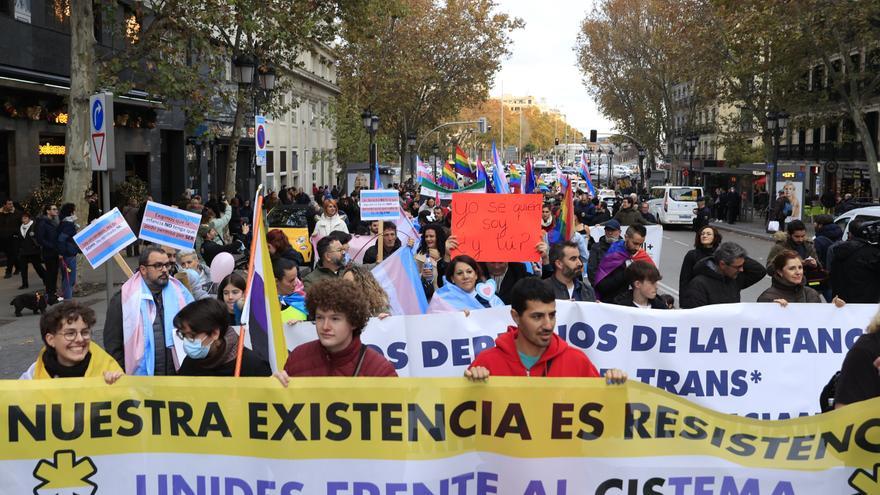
left=103, top=245, right=195, bottom=375
left=21, top=301, right=123, bottom=383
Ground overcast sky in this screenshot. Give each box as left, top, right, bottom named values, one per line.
left=490, top=0, right=616, bottom=136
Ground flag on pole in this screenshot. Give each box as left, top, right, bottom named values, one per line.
left=549, top=179, right=575, bottom=245
left=476, top=157, right=495, bottom=193
left=508, top=164, right=522, bottom=191
left=491, top=142, right=510, bottom=194
left=454, top=146, right=476, bottom=179
left=523, top=157, right=537, bottom=194
left=439, top=160, right=457, bottom=189
left=371, top=247, right=429, bottom=315
left=416, top=155, right=432, bottom=184
left=579, top=152, right=596, bottom=196
left=239, top=192, right=287, bottom=372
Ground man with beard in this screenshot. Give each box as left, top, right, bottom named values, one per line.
left=544, top=241, right=595, bottom=302
left=36, top=204, right=61, bottom=300
left=104, top=245, right=195, bottom=375
left=595, top=224, right=651, bottom=302
left=464, top=278, right=627, bottom=380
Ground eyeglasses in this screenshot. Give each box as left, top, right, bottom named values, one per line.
left=175, top=329, right=201, bottom=342
left=143, top=262, right=176, bottom=271
left=57, top=329, right=91, bottom=341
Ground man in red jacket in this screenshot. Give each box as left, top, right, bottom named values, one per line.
left=273, top=278, right=396, bottom=383
left=465, top=277, right=627, bottom=382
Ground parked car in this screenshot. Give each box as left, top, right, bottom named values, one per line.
left=647, top=185, right=703, bottom=225
left=266, top=204, right=314, bottom=263
left=834, top=206, right=880, bottom=241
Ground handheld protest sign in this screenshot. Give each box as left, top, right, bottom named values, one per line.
left=73, top=208, right=137, bottom=269
left=359, top=190, right=401, bottom=222
left=138, top=201, right=202, bottom=251
left=449, top=193, right=542, bottom=262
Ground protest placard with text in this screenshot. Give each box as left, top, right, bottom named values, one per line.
left=449, top=193, right=542, bottom=262
left=359, top=190, right=401, bottom=222
left=138, top=201, right=202, bottom=251
left=73, top=208, right=137, bottom=268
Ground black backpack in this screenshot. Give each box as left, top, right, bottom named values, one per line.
left=819, top=371, right=840, bottom=413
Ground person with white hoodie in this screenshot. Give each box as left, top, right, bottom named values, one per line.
left=313, top=198, right=349, bottom=238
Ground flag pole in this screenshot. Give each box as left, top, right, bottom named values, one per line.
left=235, top=184, right=264, bottom=377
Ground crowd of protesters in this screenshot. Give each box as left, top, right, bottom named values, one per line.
left=6, top=176, right=879, bottom=411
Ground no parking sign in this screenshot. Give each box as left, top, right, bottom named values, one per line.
left=89, top=93, right=115, bottom=171
left=255, top=115, right=267, bottom=166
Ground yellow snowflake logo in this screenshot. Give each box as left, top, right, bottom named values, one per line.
left=32, top=450, right=97, bottom=495
left=849, top=463, right=880, bottom=495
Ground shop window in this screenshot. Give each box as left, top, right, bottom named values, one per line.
left=280, top=151, right=286, bottom=173
left=266, top=151, right=274, bottom=173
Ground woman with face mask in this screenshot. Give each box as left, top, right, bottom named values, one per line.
left=175, top=298, right=271, bottom=377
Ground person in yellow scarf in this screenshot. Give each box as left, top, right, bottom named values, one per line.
left=20, top=301, right=123, bottom=383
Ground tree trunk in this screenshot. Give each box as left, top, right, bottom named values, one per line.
left=64, top=0, right=95, bottom=222
left=848, top=105, right=880, bottom=201
left=225, top=88, right=248, bottom=200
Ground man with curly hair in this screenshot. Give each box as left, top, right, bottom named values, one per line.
left=273, top=278, right=397, bottom=383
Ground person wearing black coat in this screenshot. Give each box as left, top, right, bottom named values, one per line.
left=679, top=226, right=722, bottom=294
left=829, top=222, right=880, bottom=304
left=680, top=242, right=766, bottom=309
left=35, top=205, right=60, bottom=299
left=13, top=212, right=46, bottom=289
left=812, top=215, right=843, bottom=267
left=57, top=203, right=80, bottom=300
left=692, top=197, right=711, bottom=232
left=725, top=187, right=741, bottom=224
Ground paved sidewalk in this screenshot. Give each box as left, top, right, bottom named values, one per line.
left=711, top=217, right=815, bottom=242
left=0, top=253, right=139, bottom=378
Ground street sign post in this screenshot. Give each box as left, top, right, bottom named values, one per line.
left=255, top=115, right=267, bottom=167
left=89, top=93, right=115, bottom=171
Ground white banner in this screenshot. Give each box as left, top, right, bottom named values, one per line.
left=589, top=224, right=663, bottom=266
left=285, top=301, right=877, bottom=418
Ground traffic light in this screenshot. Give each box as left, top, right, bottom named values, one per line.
left=589, top=130, right=597, bottom=143
left=555, top=138, right=559, bottom=146
left=478, top=117, right=488, bottom=133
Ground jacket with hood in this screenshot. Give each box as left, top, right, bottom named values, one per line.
left=679, top=246, right=716, bottom=294
left=765, top=232, right=819, bottom=272
left=757, top=273, right=822, bottom=304
left=57, top=217, right=79, bottom=257
left=313, top=213, right=349, bottom=238
left=587, top=235, right=616, bottom=283
left=814, top=223, right=843, bottom=267
left=829, top=239, right=880, bottom=303
left=469, top=326, right=600, bottom=377
left=612, top=207, right=652, bottom=226
left=680, top=256, right=766, bottom=308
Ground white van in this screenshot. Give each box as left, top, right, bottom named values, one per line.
left=648, top=186, right=703, bottom=225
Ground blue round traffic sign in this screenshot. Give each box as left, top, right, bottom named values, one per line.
left=92, top=100, right=104, bottom=130
left=256, top=125, right=266, bottom=148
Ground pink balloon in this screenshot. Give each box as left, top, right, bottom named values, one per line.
left=210, top=252, right=235, bottom=284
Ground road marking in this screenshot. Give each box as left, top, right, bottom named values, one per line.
left=658, top=281, right=679, bottom=296
left=673, top=240, right=689, bottom=247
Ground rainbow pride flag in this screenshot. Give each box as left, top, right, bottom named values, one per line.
left=440, top=160, right=457, bottom=189
left=549, top=179, right=575, bottom=245
left=476, top=158, right=495, bottom=193
left=454, top=146, right=476, bottom=179
left=508, top=164, right=522, bottom=189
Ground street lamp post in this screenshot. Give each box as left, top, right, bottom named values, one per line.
left=766, top=111, right=789, bottom=197
left=361, top=110, right=380, bottom=188
left=638, top=147, right=646, bottom=192
left=607, top=148, right=615, bottom=190
left=406, top=133, right=417, bottom=183
left=233, top=54, right=275, bottom=198
left=431, top=144, right=439, bottom=180
left=686, top=134, right=698, bottom=186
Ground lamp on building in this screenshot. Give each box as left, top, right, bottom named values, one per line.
left=766, top=111, right=789, bottom=195
left=258, top=66, right=277, bottom=91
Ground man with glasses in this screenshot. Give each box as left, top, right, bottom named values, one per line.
left=36, top=204, right=61, bottom=301
left=680, top=242, right=766, bottom=308
left=302, top=236, right=344, bottom=290
left=21, top=300, right=123, bottom=383
left=104, top=245, right=195, bottom=375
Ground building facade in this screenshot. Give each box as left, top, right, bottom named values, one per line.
left=0, top=0, right=187, bottom=205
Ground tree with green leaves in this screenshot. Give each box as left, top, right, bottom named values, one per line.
left=331, top=0, right=523, bottom=178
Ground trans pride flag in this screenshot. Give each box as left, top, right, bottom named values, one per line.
left=239, top=191, right=287, bottom=372
left=579, top=152, right=596, bottom=195
left=491, top=141, right=510, bottom=194
left=371, top=247, right=429, bottom=315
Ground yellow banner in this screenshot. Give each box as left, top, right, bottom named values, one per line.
left=2, top=377, right=878, bottom=470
